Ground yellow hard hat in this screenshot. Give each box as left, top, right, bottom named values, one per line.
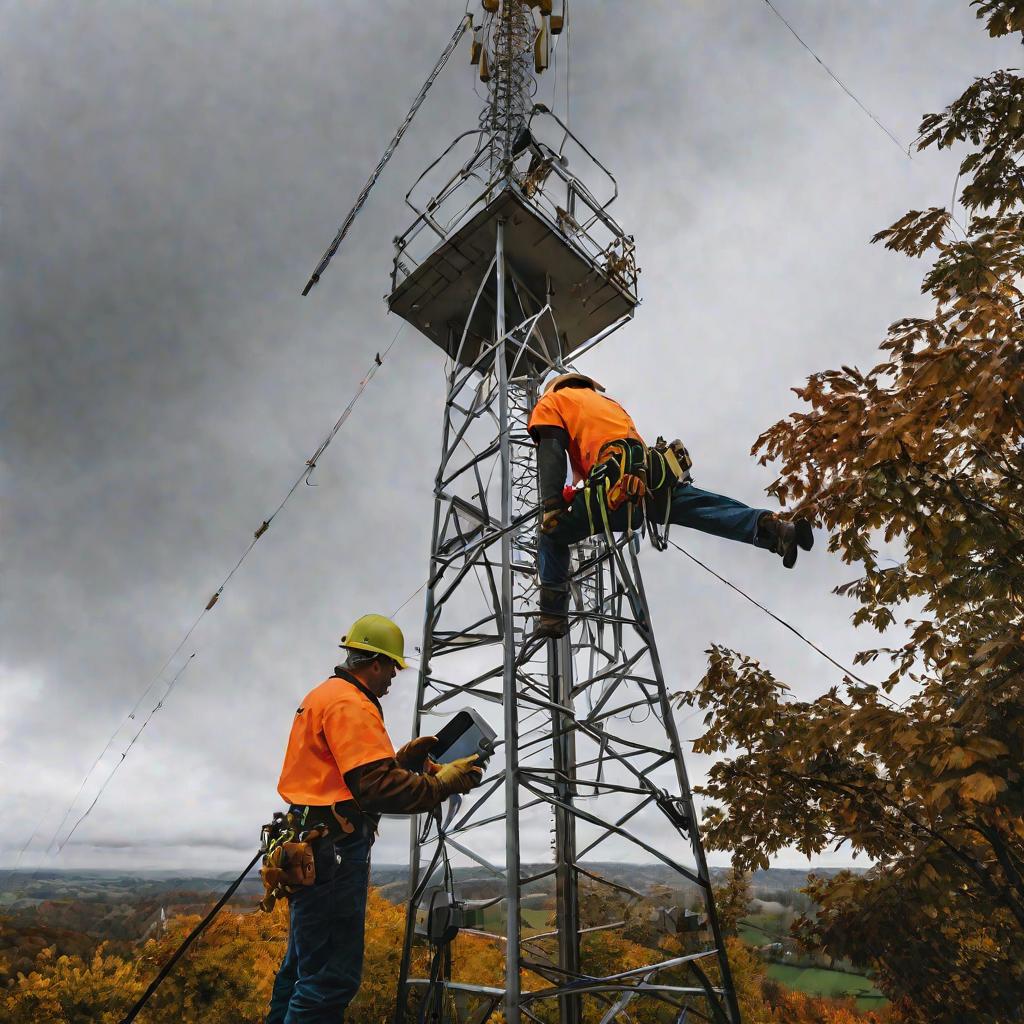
left=543, top=372, right=605, bottom=395
left=340, top=614, right=408, bottom=669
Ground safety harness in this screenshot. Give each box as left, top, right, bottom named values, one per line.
left=580, top=436, right=692, bottom=550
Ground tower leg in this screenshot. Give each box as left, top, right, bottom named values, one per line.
left=550, top=636, right=581, bottom=1024
left=496, top=221, right=524, bottom=1024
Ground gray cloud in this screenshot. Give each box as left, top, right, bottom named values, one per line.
left=2, top=1, right=1016, bottom=872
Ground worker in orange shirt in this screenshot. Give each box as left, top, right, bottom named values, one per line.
left=528, top=374, right=813, bottom=637
left=266, top=614, right=482, bottom=1024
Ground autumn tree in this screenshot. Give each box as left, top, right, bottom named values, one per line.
left=3, top=892, right=902, bottom=1023
left=713, top=869, right=752, bottom=938
left=675, top=2, right=1024, bottom=1021
left=2, top=944, right=145, bottom=1024
left=3, top=889, right=419, bottom=1024
left=714, top=938, right=774, bottom=1024
left=135, top=900, right=287, bottom=1022
left=769, top=987, right=891, bottom=1024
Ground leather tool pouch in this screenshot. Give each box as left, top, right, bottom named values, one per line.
left=664, top=437, right=693, bottom=479
left=597, top=440, right=648, bottom=513
left=263, top=839, right=317, bottom=889
left=606, top=472, right=647, bottom=512
left=258, top=826, right=327, bottom=912
left=644, top=439, right=691, bottom=534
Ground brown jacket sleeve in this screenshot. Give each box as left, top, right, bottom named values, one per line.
left=346, top=757, right=448, bottom=815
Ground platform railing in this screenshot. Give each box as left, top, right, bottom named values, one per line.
left=390, top=106, right=639, bottom=301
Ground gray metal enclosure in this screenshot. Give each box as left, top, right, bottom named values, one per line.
left=387, top=5, right=740, bottom=1022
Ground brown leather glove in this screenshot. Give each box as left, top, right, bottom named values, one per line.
left=540, top=496, right=568, bottom=535
left=435, top=754, right=483, bottom=796
left=395, top=735, right=438, bottom=772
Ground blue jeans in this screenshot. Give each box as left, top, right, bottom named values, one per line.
left=537, top=480, right=767, bottom=598
left=266, top=831, right=373, bottom=1024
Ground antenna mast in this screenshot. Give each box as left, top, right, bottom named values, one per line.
left=483, top=0, right=534, bottom=171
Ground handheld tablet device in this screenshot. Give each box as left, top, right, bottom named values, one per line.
left=429, top=709, right=497, bottom=765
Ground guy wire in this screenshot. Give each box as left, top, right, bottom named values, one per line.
left=57, top=655, right=197, bottom=853
left=667, top=537, right=871, bottom=687
left=761, top=0, right=911, bottom=159
left=301, top=14, right=472, bottom=295
left=27, top=328, right=405, bottom=865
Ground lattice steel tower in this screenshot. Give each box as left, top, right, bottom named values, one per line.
left=389, top=4, right=740, bottom=1022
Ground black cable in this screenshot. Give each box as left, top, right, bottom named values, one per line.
left=667, top=538, right=872, bottom=686
left=415, top=805, right=456, bottom=1024
left=34, top=622, right=204, bottom=859
left=120, top=847, right=263, bottom=1024
left=0, top=654, right=199, bottom=894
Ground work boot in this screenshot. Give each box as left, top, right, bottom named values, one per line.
left=535, top=587, right=569, bottom=639
left=755, top=513, right=814, bottom=568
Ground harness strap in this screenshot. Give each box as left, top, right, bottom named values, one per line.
left=584, top=482, right=596, bottom=537
left=581, top=437, right=693, bottom=550
left=649, top=449, right=667, bottom=491
left=598, top=478, right=613, bottom=540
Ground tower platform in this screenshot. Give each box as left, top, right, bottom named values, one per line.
left=388, top=185, right=637, bottom=368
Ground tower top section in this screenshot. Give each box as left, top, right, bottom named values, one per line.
left=477, top=0, right=539, bottom=174
left=387, top=1, right=639, bottom=371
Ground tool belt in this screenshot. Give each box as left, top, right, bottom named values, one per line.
left=580, top=437, right=692, bottom=545
left=290, top=801, right=377, bottom=841
left=257, top=803, right=374, bottom=913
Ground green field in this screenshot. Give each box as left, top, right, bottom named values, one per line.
left=477, top=906, right=551, bottom=934
left=765, top=963, right=886, bottom=1011
left=737, top=919, right=782, bottom=946
left=520, top=907, right=550, bottom=931
left=737, top=917, right=886, bottom=1011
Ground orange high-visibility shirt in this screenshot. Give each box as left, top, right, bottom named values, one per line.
left=277, top=674, right=395, bottom=806
left=527, top=387, right=644, bottom=482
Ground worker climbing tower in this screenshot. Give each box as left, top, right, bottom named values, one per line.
left=388, top=4, right=741, bottom=1022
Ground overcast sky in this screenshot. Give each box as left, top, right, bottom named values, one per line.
left=3, top=1, right=1018, bottom=875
